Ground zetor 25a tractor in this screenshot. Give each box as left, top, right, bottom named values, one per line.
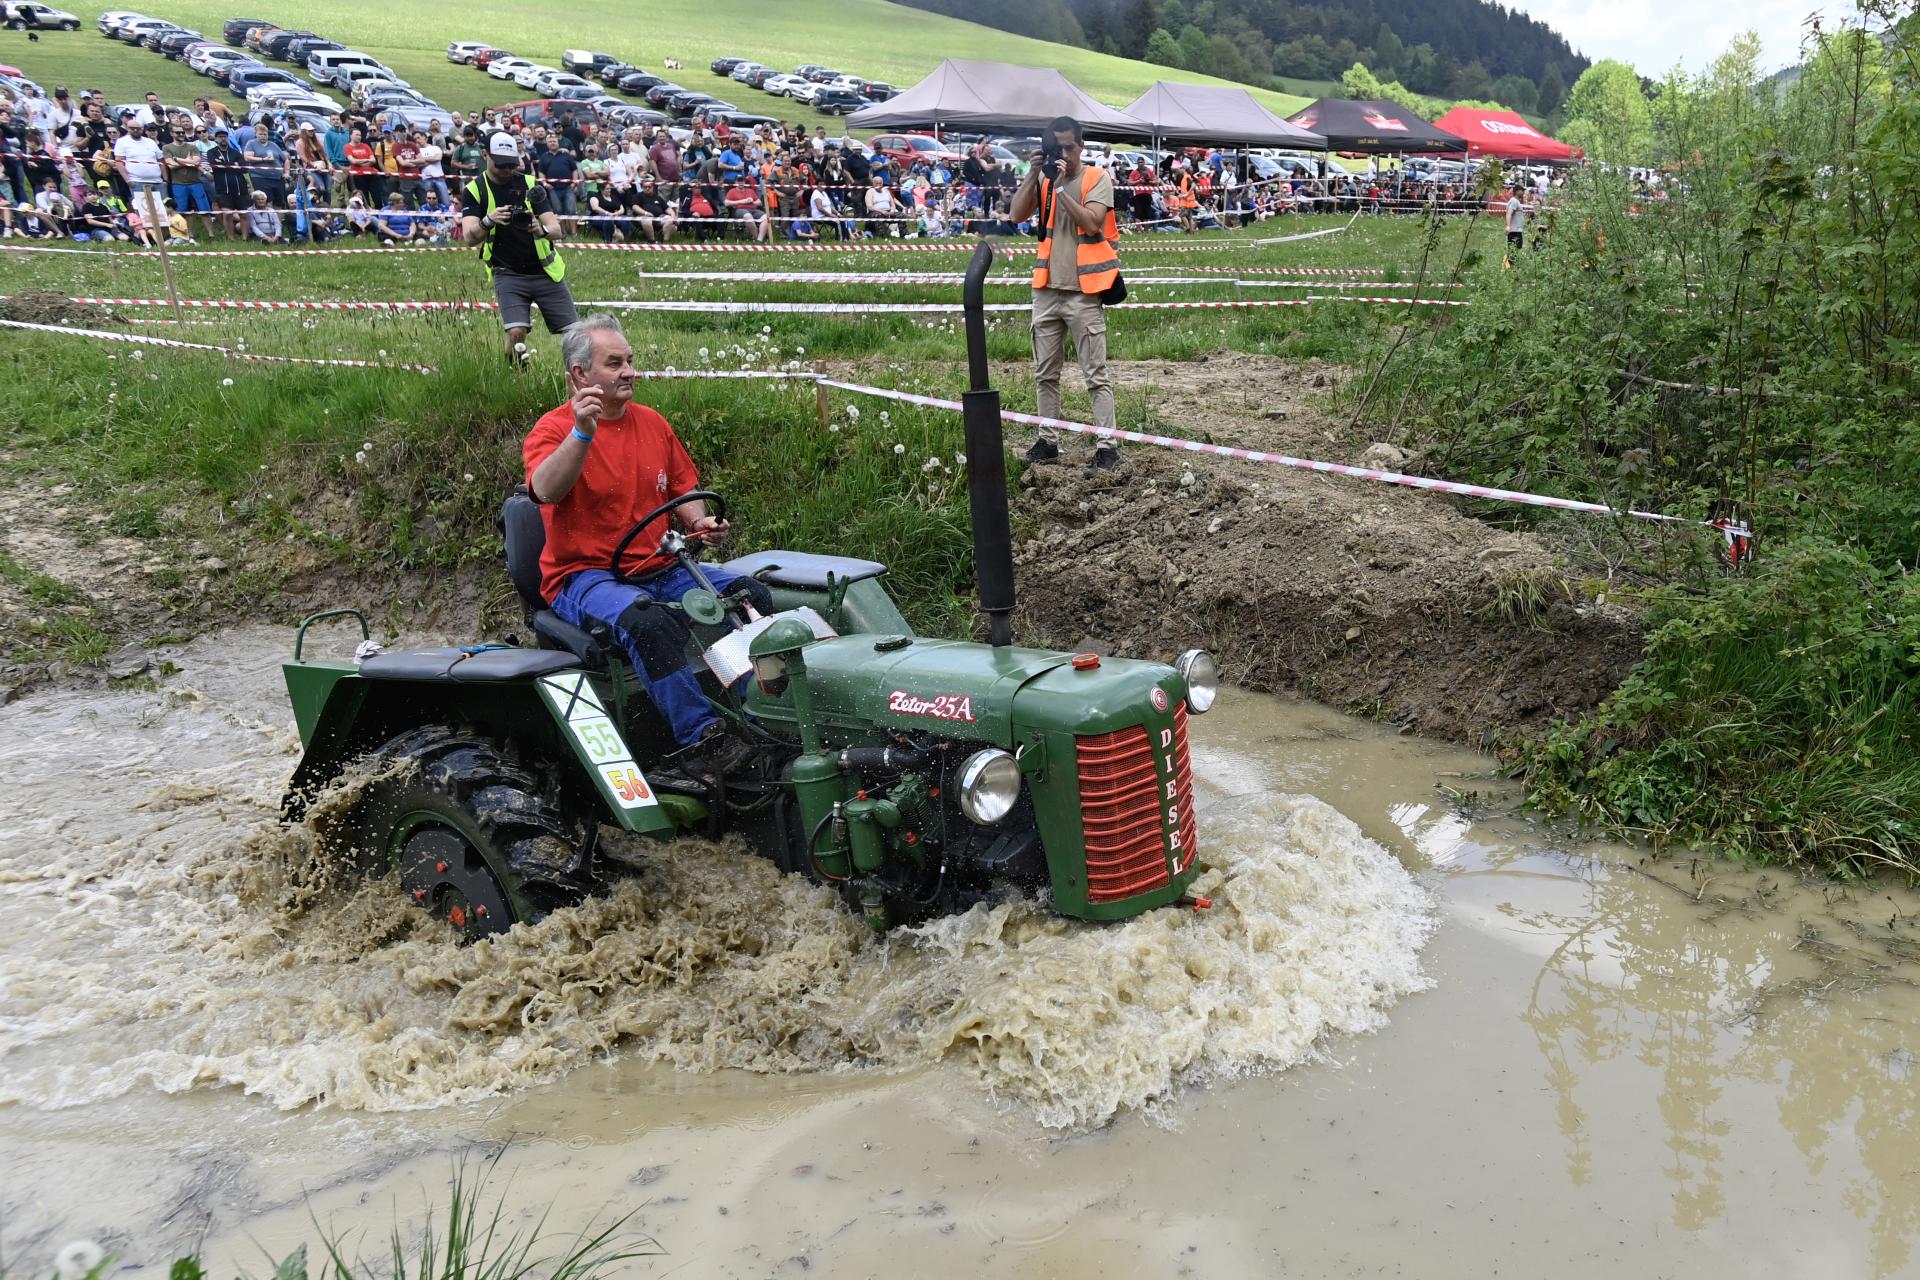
left=280, top=245, right=1218, bottom=936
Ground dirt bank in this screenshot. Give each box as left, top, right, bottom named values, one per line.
left=1003, top=352, right=1643, bottom=748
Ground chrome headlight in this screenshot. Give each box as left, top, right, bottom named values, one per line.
left=956, top=748, right=1021, bottom=824
left=1175, top=649, right=1218, bottom=714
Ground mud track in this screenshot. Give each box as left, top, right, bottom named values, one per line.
left=1001, top=353, right=1643, bottom=747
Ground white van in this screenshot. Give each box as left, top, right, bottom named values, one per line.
left=307, top=49, right=388, bottom=84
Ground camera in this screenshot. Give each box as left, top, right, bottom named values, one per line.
left=1040, top=139, right=1064, bottom=182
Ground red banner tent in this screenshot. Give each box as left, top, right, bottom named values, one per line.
left=1430, top=108, right=1582, bottom=161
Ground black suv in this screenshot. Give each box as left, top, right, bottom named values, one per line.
left=286, top=36, right=340, bottom=62
left=619, top=71, right=665, bottom=94
left=223, top=17, right=272, bottom=45
left=643, top=82, right=684, bottom=106
left=813, top=87, right=869, bottom=115
left=258, top=28, right=315, bottom=59
left=669, top=89, right=726, bottom=114
left=598, top=61, right=634, bottom=85
left=710, top=55, right=744, bottom=75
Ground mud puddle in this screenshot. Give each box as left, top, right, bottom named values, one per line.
left=5, top=629, right=1920, bottom=1276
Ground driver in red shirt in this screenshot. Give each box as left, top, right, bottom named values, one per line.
left=524, top=313, right=772, bottom=776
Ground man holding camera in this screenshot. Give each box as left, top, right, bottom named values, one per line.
left=1010, top=115, right=1122, bottom=471
left=461, top=131, right=578, bottom=363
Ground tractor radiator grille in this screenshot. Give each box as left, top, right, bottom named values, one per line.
left=1077, top=707, right=1197, bottom=903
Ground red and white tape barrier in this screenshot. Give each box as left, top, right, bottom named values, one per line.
left=67, top=295, right=1466, bottom=315
left=0, top=316, right=436, bottom=371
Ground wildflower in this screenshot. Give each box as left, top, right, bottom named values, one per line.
left=893, top=443, right=906, bottom=455
left=361, top=441, right=372, bottom=451
left=463, top=472, right=475, bottom=482
left=954, top=452, right=967, bottom=465
left=378, top=349, right=388, bottom=358
left=129, top=349, right=144, bottom=360
left=846, top=405, right=859, bottom=420
left=699, top=346, right=710, bottom=358
left=796, top=346, right=805, bottom=355
left=762, top=325, right=771, bottom=334
left=221, top=378, right=234, bottom=386
left=354, top=450, right=368, bottom=464
left=828, top=423, right=841, bottom=433
left=922, top=456, right=941, bottom=471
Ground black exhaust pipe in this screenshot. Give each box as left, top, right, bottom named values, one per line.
left=962, top=239, right=1016, bottom=648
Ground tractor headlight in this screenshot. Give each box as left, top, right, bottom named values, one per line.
left=1175, top=649, right=1218, bottom=714
left=956, top=748, right=1021, bottom=825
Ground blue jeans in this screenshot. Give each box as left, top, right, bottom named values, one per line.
left=171, top=181, right=210, bottom=212
left=551, top=564, right=768, bottom=748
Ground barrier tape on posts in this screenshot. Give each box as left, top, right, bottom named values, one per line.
left=0, top=316, right=437, bottom=372
left=65, top=296, right=1470, bottom=315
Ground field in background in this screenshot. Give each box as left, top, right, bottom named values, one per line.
left=18, top=0, right=1312, bottom=124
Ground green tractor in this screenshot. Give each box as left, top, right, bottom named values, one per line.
left=280, top=244, right=1218, bottom=936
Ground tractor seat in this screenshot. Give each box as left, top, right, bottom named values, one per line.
left=722, top=550, right=887, bottom=590
left=359, top=647, right=582, bottom=682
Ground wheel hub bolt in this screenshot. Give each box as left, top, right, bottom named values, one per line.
left=436, top=860, right=449, bottom=873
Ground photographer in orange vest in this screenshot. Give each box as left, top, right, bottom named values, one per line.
left=1010, top=115, right=1123, bottom=472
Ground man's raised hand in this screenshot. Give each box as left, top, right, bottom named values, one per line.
left=570, top=382, right=605, bottom=434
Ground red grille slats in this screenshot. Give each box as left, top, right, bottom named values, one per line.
left=1173, top=705, right=1198, bottom=872
left=1075, top=703, right=1201, bottom=902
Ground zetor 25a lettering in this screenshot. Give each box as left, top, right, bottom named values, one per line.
left=887, top=690, right=977, bottom=723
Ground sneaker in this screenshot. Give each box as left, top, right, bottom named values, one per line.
left=1023, top=437, right=1060, bottom=465
left=1089, top=443, right=1123, bottom=472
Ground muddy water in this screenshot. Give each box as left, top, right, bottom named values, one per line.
left=4, top=630, right=1920, bottom=1277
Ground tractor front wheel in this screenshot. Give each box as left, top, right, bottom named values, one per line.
left=332, top=726, right=594, bottom=941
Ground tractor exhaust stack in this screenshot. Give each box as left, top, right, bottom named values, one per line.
left=962, top=240, right=1016, bottom=648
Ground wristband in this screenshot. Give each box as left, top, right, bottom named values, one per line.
left=570, top=427, right=593, bottom=445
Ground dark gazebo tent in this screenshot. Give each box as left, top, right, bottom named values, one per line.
left=1282, top=98, right=1466, bottom=154
left=1122, top=81, right=1327, bottom=148
left=845, top=58, right=1148, bottom=141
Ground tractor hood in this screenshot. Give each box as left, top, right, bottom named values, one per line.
left=785, top=636, right=1183, bottom=747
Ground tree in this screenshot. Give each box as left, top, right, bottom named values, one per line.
left=1121, top=0, right=1159, bottom=58
left=1373, top=22, right=1405, bottom=79
left=1342, top=61, right=1388, bottom=99
left=1492, top=73, right=1539, bottom=113
left=1209, top=32, right=1259, bottom=83
left=1537, top=64, right=1567, bottom=115
left=1450, top=58, right=1494, bottom=99
left=1144, top=26, right=1186, bottom=68
left=1178, top=23, right=1212, bottom=71
left=1559, top=59, right=1653, bottom=163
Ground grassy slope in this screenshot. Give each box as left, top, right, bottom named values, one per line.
left=23, top=1, right=1309, bottom=125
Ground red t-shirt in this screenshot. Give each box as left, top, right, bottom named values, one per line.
left=522, top=401, right=700, bottom=602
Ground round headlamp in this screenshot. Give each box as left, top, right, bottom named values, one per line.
left=1175, top=649, right=1218, bottom=714
left=956, top=748, right=1021, bottom=825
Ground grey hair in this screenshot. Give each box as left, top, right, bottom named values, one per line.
left=561, top=313, right=626, bottom=373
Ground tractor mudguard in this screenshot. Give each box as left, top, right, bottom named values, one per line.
left=281, top=659, right=685, bottom=837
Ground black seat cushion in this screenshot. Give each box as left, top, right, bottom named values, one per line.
left=722, top=550, right=887, bottom=590
left=500, top=490, right=548, bottom=619
left=359, top=647, right=581, bottom=683
left=532, top=610, right=608, bottom=663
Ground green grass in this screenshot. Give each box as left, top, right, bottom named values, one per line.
left=20, top=1, right=1310, bottom=126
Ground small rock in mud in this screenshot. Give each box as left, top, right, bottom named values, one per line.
left=629, top=1165, right=668, bottom=1186
left=105, top=644, right=151, bottom=680
left=1361, top=443, right=1408, bottom=470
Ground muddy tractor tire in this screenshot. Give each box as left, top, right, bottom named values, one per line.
left=336, top=726, right=595, bottom=941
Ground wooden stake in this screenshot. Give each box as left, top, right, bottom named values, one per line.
left=815, top=376, right=830, bottom=431
left=143, top=188, right=185, bottom=327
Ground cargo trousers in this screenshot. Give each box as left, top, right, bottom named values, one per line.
left=1029, top=286, right=1116, bottom=448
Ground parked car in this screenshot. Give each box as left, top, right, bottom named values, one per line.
left=472, top=48, right=512, bottom=69
left=533, top=70, right=593, bottom=96
left=762, top=73, right=808, bottom=97
left=597, top=61, right=635, bottom=85
left=789, top=81, right=823, bottom=106
left=511, top=63, right=556, bottom=89
left=729, top=61, right=765, bottom=83
left=709, top=55, right=745, bottom=75
left=603, top=105, right=670, bottom=130
left=803, top=67, right=843, bottom=83
left=704, top=109, right=780, bottom=130
left=561, top=49, right=619, bottom=75
left=860, top=80, right=898, bottom=101
left=495, top=98, right=600, bottom=130
left=581, top=94, right=627, bottom=113
left=792, top=63, right=828, bottom=79
left=549, top=84, right=600, bottom=102
left=812, top=87, right=870, bottom=116
left=348, top=75, right=414, bottom=105
left=744, top=66, right=780, bottom=88
left=382, top=104, right=457, bottom=131
left=307, top=50, right=388, bottom=83
left=618, top=71, right=665, bottom=94
left=868, top=133, right=965, bottom=170
left=486, top=56, right=534, bottom=81
left=221, top=16, right=271, bottom=44
left=189, top=44, right=249, bottom=74
left=228, top=65, right=307, bottom=97
left=98, top=10, right=145, bottom=36
left=446, top=40, right=490, bottom=62
left=668, top=90, right=727, bottom=114
left=642, top=82, right=684, bottom=106
left=120, top=20, right=177, bottom=45
left=284, top=36, right=340, bottom=63
left=154, top=29, right=206, bottom=57
left=208, top=58, right=261, bottom=86
left=249, top=86, right=339, bottom=114
left=360, top=86, right=433, bottom=110
left=257, top=28, right=315, bottom=59
left=109, top=99, right=190, bottom=122
left=3, top=3, right=80, bottom=31
left=243, top=23, right=282, bottom=51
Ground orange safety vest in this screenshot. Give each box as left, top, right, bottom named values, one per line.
left=1031, top=165, right=1120, bottom=294
left=1176, top=171, right=1199, bottom=209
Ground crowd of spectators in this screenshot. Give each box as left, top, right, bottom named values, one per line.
left=0, top=74, right=1567, bottom=247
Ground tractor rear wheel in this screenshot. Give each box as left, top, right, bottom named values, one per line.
left=333, top=726, right=595, bottom=941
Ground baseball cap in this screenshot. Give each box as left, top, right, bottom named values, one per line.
left=487, top=132, right=522, bottom=162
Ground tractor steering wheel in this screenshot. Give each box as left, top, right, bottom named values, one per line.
left=608, top=489, right=728, bottom=579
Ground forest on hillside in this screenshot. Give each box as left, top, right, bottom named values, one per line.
left=896, top=0, right=1588, bottom=112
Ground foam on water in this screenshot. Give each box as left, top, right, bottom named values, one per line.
left=0, top=651, right=1433, bottom=1130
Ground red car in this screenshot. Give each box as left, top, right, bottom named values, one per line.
left=473, top=48, right=512, bottom=69
left=867, top=132, right=965, bottom=171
